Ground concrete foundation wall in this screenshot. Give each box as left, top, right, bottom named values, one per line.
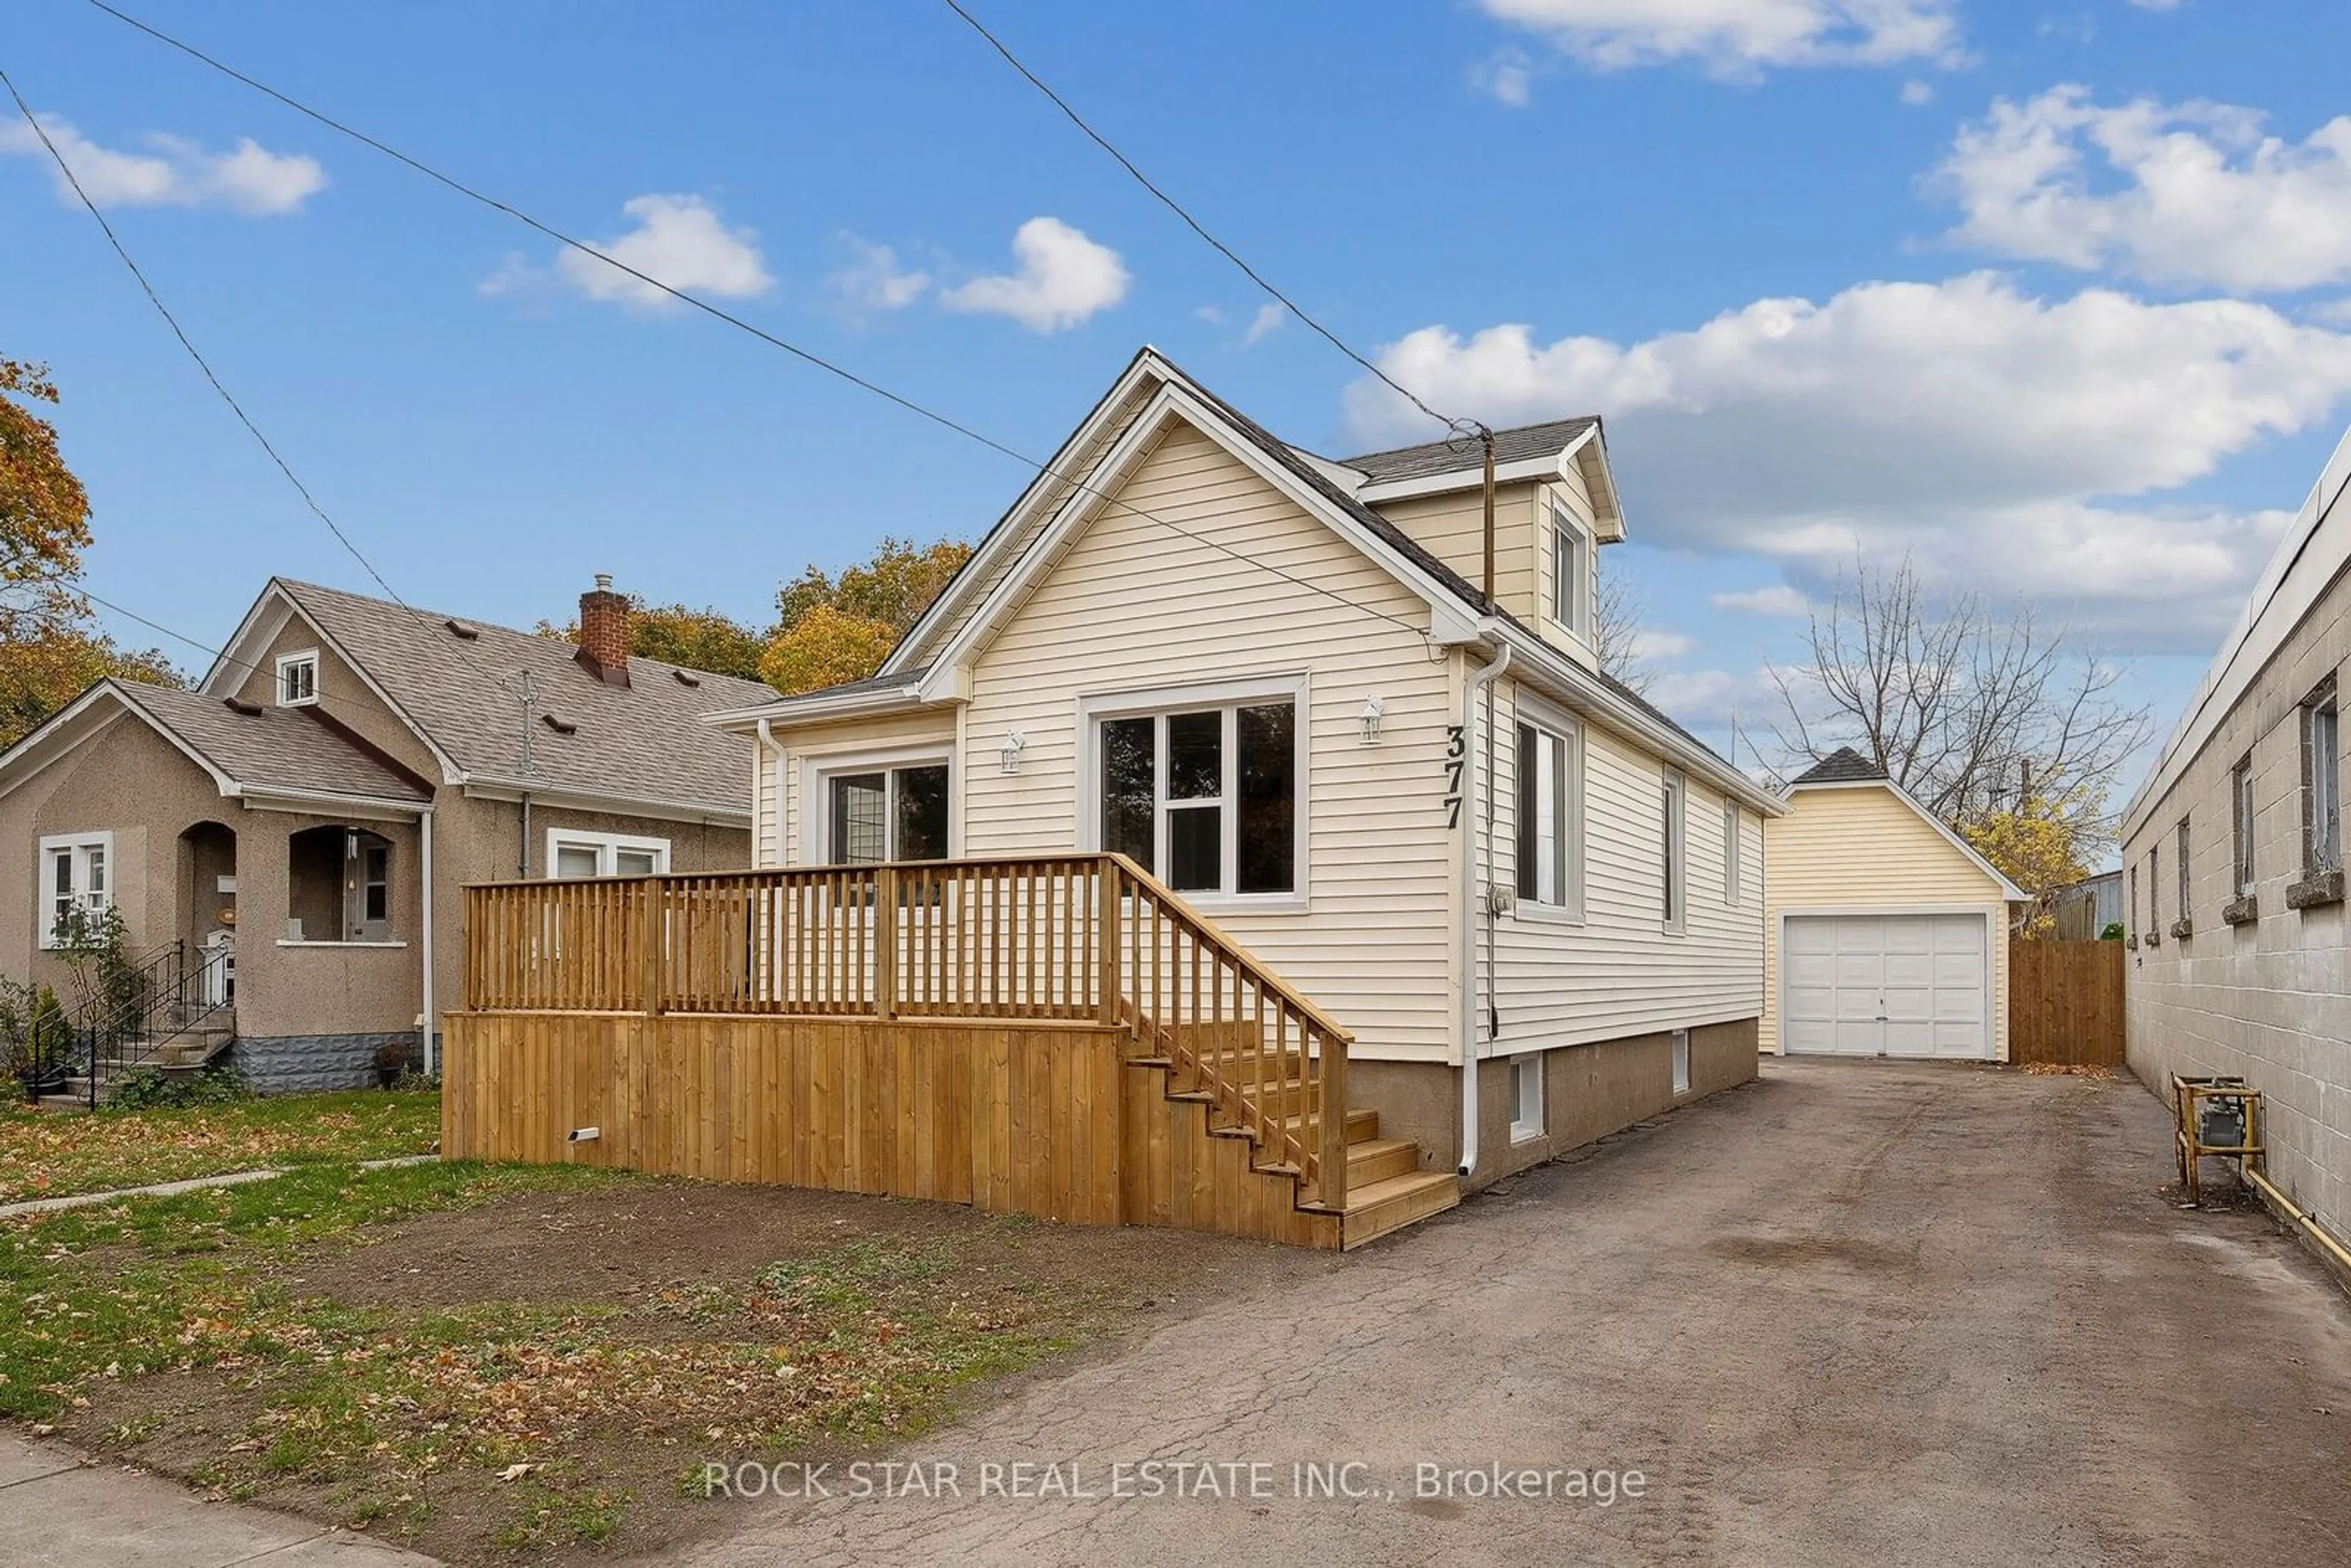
left=1352, top=1016, right=1759, bottom=1189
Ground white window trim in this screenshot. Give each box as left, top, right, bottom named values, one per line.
left=274, top=648, right=320, bottom=708
left=2232, top=756, right=2257, bottom=897
left=1662, top=768, right=1688, bottom=935
left=1076, top=672, right=1311, bottom=912
left=1671, top=1028, right=1692, bottom=1096
left=1548, top=505, right=1591, bottom=640
left=276, top=939, right=409, bottom=950
left=1509, top=1052, right=1545, bottom=1144
left=797, top=744, right=956, bottom=866
left=38, top=830, right=114, bottom=950
left=1512, top=691, right=1585, bottom=926
left=545, top=827, right=673, bottom=879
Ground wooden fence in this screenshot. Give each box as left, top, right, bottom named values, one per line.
left=2008, top=937, right=2126, bottom=1067
left=459, top=853, right=1352, bottom=1212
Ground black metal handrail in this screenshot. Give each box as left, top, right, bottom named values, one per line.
left=64, top=939, right=234, bottom=1107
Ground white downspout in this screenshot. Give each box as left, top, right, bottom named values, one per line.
left=1459, top=643, right=1512, bottom=1178
left=419, top=803, right=436, bottom=1077
left=755, top=719, right=786, bottom=868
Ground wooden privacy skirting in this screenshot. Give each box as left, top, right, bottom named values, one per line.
left=2008, top=937, right=2126, bottom=1067
left=441, top=1011, right=1338, bottom=1249
left=461, top=853, right=1352, bottom=1212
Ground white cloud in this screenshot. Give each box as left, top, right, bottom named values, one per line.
left=2127, top=0, right=2183, bottom=10
left=1712, top=584, right=1811, bottom=617
left=1346, top=274, right=2351, bottom=650
left=1194, top=305, right=1228, bottom=325
left=541, top=194, right=774, bottom=312
left=1938, top=86, right=2351, bottom=293
left=827, top=234, right=929, bottom=322
left=1900, top=78, right=1935, bottom=107
left=0, top=113, right=323, bottom=214
left=1243, top=303, right=1287, bottom=347
left=1472, top=48, right=1538, bottom=105
left=940, top=217, right=1129, bottom=333
left=1630, top=628, right=1697, bottom=661
left=1646, top=667, right=1781, bottom=729
left=1478, top=0, right=1963, bottom=76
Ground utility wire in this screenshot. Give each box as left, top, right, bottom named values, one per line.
left=0, top=62, right=526, bottom=710
left=939, top=0, right=1480, bottom=442
left=71, top=0, right=1446, bottom=640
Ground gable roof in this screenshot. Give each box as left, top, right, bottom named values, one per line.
left=722, top=348, right=1779, bottom=814
left=203, top=579, right=774, bottom=819
left=0, top=677, right=432, bottom=812
left=1338, top=418, right=1600, bottom=486
left=115, top=682, right=432, bottom=803
left=1784, top=765, right=2029, bottom=901
left=1790, top=746, right=1889, bottom=786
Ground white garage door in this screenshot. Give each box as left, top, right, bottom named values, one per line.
left=1782, top=913, right=1991, bottom=1059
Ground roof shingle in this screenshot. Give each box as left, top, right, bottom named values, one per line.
left=275, top=580, right=774, bottom=813
left=1337, top=418, right=1599, bottom=486
left=112, top=683, right=432, bottom=803
left=1791, top=746, right=1890, bottom=786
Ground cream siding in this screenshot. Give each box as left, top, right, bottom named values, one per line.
left=1368, top=482, right=1540, bottom=622
left=753, top=709, right=961, bottom=868
left=959, top=421, right=1459, bottom=1062
left=1479, top=680, right=1765, bottom=1051
left=1761, top=784, right=2013, bottom=1058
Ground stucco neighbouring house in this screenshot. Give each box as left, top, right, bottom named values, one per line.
left=705, top=348, right=1786, bottom=1193
left=0, top=576, right=767, bottom=1091
left=2122, top=422, right=2351, bottom=1247
left=1761, top=748, right=2027, bottom=1061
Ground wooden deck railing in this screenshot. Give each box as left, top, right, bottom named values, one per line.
left=462, top=853, right=1352, bottom=1209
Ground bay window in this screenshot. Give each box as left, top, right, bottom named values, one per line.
left=1093, top=688, right=1300, bottom=899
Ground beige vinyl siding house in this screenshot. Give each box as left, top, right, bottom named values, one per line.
left=1761, top=749, right=2027, bottom=1060
left=2123, top=422, right=2351, bottom=1252
left=714, top=349, right=1783, bottom=1189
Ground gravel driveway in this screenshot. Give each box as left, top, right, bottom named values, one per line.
left=664, top=1059, right=2351, bottom=1567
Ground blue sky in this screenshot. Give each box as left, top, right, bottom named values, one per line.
left=9, top=0, right=2351, bottom=806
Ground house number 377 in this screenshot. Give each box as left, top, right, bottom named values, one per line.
left=1443, top=725, right=1466, bottom=829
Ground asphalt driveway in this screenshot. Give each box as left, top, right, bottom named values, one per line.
left=665, top=1059, right=2351, bottom=1567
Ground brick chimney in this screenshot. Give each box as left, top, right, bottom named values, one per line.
left=576, top=572, right=631, bottom=686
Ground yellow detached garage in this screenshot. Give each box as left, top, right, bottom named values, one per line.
left=1763, top=749, right=2029, bottom=1061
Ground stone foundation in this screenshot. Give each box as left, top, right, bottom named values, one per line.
left=230, top=1032, right=416, bottom=1093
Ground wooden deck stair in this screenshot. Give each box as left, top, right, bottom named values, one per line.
left=1128, top=1049, right=1458, bottom=1250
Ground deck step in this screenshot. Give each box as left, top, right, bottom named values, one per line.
left=1339, top=1170, right=1460, bottom=1250
left=1346, top=1136, right=1422, bottom=1186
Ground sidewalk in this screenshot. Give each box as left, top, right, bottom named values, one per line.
left=1, top=1431, right=440, bottom=1567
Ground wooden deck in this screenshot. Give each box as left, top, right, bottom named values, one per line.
left=450, top=854, right=1457, bottom=1250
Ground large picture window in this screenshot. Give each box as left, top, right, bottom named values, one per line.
left=827, top=763, right=949, bottom=864
left=1514, top=717, right=1580, bottom=913
left=1097, top=697, right=1298, bottom=898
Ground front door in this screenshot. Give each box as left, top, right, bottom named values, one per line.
left=345, top=832, right=391, bottom=942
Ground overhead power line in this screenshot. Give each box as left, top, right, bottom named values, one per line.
left=73, top=0, right=1447, bottom=640
left=939, top=0, right=1480, bottom=442
left=0, top=62, right=525, bottom=714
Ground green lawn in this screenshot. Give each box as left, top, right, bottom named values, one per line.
left=0, top=1090, right=441, bottom=1204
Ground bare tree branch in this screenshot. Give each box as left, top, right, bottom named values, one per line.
left=1769, top=553, right=2151, bottom=855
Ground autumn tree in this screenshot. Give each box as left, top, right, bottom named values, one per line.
left=1961, top=786, right=2098, bottom=937
left=539, top=598, right=767, bottom=680
left=1768, top=553, right=2148, bottom=857
left=759, top=535, right=972, bottom=697
left=1, top=356, right=95, bottom=637
left=0, top=356, right=182, bottom=746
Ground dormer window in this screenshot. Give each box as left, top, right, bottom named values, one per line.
left=1551, top=506, right=1590, bottom=639
left=275, top=650, right=320, bottom=707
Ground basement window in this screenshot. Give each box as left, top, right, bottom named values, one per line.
left=1510, top=1055, right=1543, bottom=1144
left=1673, top=1029, right=1692, bottom=1097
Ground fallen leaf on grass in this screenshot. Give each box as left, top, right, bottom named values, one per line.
left=499, top=1462, right=538, bottom=1482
